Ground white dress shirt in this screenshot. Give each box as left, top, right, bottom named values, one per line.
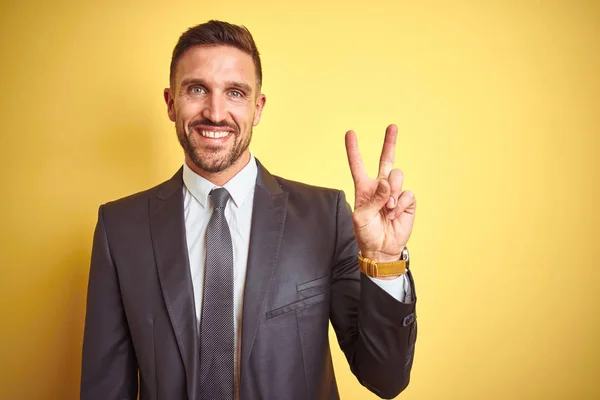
left=182, top=154, right=412, bottom=397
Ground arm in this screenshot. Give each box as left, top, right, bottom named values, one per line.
left=81, top=206, right=138, bottom=400
left=330, top=191, right=417, bottom=399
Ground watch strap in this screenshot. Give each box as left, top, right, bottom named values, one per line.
left=358, top=252, right=408, bottom=277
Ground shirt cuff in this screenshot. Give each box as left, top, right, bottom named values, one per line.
left=368, top=274, right=413, bottom=303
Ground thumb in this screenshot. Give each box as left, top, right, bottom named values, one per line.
left=358, top=179, right=390, bottom=218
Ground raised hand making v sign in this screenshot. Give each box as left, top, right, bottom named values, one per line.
left=345, top=124, right=417, bottom=278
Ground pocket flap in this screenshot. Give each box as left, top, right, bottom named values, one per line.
left=297, top=275, right=329, bottom=292
left=266, top=293, right=327, bottom=319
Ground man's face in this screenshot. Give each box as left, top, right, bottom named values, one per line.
left=164, top=45, right=266, bottom=174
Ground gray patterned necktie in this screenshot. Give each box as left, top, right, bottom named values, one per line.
left=199, top=187, right=234, bottom=400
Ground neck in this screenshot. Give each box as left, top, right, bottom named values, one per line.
left=185, top=151, right=251, bottom=187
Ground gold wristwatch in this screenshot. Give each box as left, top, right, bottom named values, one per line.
left=358, top=247, right=410, bottom=278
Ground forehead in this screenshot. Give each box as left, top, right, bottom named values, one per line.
left=175, top=45, right=256, bottom=89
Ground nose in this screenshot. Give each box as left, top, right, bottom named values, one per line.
left=202, top=93, right=227, bottom=124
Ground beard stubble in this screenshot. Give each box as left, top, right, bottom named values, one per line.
left=177, top=123, right=252, bottom=173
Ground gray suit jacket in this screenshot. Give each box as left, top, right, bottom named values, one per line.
left=81, top=161, right=417, bottom=400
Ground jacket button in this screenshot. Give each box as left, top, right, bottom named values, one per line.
left=402, top=313, right=415, bottom=326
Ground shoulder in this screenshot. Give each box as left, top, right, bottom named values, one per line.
left=99, top=169, right=182, bottom=221
left=274, top=175, right=339, bottom=196
left=255, top=159, right=349, bottom=211
left=272, top=174, right=349, bottom=212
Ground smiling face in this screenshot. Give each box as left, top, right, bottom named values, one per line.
left=164, top=45, right=266, bottom=181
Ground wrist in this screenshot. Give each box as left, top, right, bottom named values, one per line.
left=361, top=251, right=402, bottom=263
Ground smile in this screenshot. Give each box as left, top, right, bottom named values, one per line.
left=199, top=130, right=231, bottom=139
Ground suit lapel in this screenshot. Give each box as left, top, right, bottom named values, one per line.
left=241, top=161, right=288, bottom=370
left=149, top=168, right=198, bottom=400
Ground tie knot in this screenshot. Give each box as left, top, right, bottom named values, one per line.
left=210, top=187, right=230, bottom=209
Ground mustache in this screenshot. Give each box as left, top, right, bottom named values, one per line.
left=188, top=119, right=237, bottom=131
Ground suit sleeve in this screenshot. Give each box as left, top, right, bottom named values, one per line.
left=329, top=191, right=417, bottom=399
left=81, top=206, right=138, bottom=400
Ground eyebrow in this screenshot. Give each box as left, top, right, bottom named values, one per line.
left=179, top=78, right=253, bottom=95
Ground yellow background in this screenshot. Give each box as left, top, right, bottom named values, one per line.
left=1, top=1, right=598, bottom=399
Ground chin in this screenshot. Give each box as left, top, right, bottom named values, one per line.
left=191, top=153, right=233, bottom=173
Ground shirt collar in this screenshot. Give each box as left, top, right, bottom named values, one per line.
left=182, top=153, right=258, bottom=209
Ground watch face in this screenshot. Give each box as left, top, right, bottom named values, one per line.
left=402, top=247, right=410, bottom=268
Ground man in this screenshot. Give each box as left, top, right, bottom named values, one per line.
left=81, top=20, right=417, bottom=400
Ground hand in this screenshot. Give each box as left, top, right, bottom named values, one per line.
left=345, top=124, right=416, bottom=265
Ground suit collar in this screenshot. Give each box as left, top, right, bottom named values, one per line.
left=255, top=159, right=283, bottom=195
left=240, top=161, right=288, bottom=374
left=151, top=159, right=288, bottom=399
left=150, top=169, right=198, bottom=400
left=155, top=167, right=184, bottom=201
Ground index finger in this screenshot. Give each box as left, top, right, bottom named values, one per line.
left=378, top=124, right=398, bottom=178
left=345, top=130, right=368, bottom=186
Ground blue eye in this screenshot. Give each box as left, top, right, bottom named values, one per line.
left=190, top=86, right=205, bottom=94
left=229, top=90, right=243, bottom=98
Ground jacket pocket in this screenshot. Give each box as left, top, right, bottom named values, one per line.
left=266, top=292, right=328, bottom=319
left=296, top=275, right=329, bottom=292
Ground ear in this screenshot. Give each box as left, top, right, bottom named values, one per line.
left=164, top=88, right=176, bottom=122
left=252, top=93, right=266, bottom=126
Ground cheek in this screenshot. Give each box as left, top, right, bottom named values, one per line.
left=231, top=105, right=256, bottom=128
left=175, top=99, right=202, bottom=121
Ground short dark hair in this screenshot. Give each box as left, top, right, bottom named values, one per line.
left=170, top=20, right=262, bottom=90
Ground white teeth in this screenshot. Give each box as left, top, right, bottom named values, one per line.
left=200, top=130, right=229, bottom=138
